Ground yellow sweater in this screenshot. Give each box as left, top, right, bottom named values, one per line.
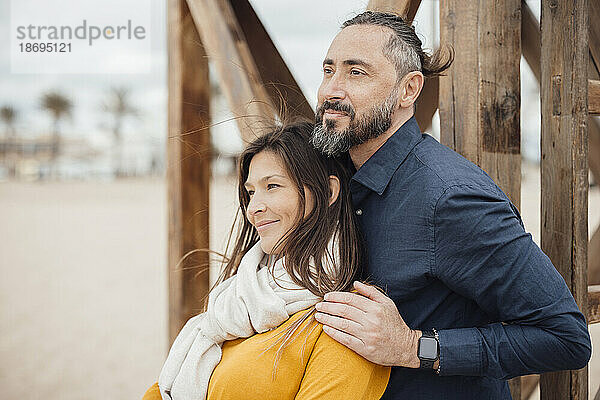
left=142, top=309, right=390, bottom=399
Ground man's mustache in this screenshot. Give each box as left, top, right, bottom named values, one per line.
left=316, top=100, right=356, bottom=121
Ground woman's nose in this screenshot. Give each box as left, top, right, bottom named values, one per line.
left=247, top=196, right=266, bottom=215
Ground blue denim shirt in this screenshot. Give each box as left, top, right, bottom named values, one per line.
left=345, top=117, right=591, bottom=399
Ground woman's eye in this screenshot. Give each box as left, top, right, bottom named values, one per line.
left=247, top=190, right=255, bottom=196
left=267, top=184, right=279, bottom=190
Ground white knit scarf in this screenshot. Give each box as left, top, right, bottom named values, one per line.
left=157, top=240, right=323, bottom=400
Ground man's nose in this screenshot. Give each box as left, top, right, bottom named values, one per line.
left=321, top=74, right=346, bottom=101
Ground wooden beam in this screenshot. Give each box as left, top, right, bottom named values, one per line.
left=589, top=285, right=600, bottom=324
left=589, top=0, right=600, bottom=75
left=367, top=0, right=422, bottom=22
left=522, top=1, right=600, bottom=286
left=229, top=0, right=313, bottom=121
left=439, top=0, right=521, bottom=205
left=539, top=0, right=589, bottom=399
left=167, top=0, right=211, bottom=343
left=521, top=1, right=541, bottom=82
left=589, top=63, right=600, bottom=186
left=590, top=223, right=600, bottom=286
left=186, top=0, right=273, bottom=142
left=589, top=80, right=600, bottom=115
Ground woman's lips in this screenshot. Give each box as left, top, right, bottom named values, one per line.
left=256, top=220, right=278, bottom=233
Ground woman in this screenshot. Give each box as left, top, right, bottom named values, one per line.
left=142, top=121, right=390, bottom=400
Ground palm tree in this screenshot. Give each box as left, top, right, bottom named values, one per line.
left=40, top=92, right=72, bottom=178
left=103, top=87, right=138, bottom=177
left=0, top=105, right=17, bottom=177
left=0, top=106, right=17, bottom=138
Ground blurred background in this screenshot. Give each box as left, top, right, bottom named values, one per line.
left=0, top=0, right=598, bottom=399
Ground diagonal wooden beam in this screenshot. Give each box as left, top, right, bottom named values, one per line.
left=521, top=1, right=540, bottom=82
left=186, top=0, right=274, bottom=142
left=229, top=0, right=314, bottom=121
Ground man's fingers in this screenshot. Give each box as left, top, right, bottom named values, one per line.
left=321, top=325, right=365, bottom=354
left=323, top=290, right=375, bottom=312
left=315, top=301, right=366, bottom=322
left=315, top=311, right=363, bottom=336
left=353, top=281, right=389, bottom=303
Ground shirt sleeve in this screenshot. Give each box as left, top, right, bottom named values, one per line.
left=432, top=184, right=591, bottom=379
left=294, top=329, right=390, bottom=400
left=141, top=382, right=162, bottom=400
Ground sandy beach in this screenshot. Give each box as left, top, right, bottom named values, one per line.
left=0, top=166, right=598, bottom=399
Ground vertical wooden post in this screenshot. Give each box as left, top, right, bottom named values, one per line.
left=439, top=1, right=521, bottom=397
left=539, top=0, right=589, bottom=399
left=167, top=0, right=211, bottom=343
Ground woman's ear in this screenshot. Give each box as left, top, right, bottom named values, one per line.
left=328, top=175, right=341, bottom=206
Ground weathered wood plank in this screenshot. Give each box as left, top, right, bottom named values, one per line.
left=229, top=0, right=313, bottom=121
left=521, top=0, right=600, bottom=286
left=167, top=0, right=211, bottom=343
left=539, top=0, right=589, bottom=399
left=186, top=0, right=273, bottom=141
left=589, top=285, right=600, bottom=324
left=439, top=0, right=521, bottom=206
left=589, top=80, right=600, bottom=115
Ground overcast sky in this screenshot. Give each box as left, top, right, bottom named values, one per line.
left=0, top=0, right=541, bottom=159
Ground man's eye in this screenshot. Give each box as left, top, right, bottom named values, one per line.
left=323, top=68, right=333, bottom=74
left=247, top=190, right=255, bottom=196
left=350, top=69, right=364, bottom=76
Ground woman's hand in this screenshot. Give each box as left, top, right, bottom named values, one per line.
left=314, top=281, right=421, bottom=368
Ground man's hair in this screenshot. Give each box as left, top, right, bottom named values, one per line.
left=342, top=11, right=453, bottom=81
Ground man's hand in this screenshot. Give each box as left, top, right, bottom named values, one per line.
left=314, top=281, right=421, bottom=367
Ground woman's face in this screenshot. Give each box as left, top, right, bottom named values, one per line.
left=244, top=151, right=314, bottom=254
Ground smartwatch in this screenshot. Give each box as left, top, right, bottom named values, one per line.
left=417, top=330, right=439, bottom=370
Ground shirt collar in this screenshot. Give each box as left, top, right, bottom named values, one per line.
left=350, top=116, right=422, bottom=195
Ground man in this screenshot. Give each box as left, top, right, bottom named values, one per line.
left=311, top=11, right=591, bottom=399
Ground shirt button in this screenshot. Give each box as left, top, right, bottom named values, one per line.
left=355, top=209, right=363, bottom=216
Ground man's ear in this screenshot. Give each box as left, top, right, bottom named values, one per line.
left=328, top=175, right=341, bottom=206
left=398, top=71, right=425, bottom=109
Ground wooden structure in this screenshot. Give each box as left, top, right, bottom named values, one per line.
left=167, top=1, right=600, bottom=398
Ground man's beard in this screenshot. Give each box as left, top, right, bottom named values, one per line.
left=311, top=89, right=398, bottom=156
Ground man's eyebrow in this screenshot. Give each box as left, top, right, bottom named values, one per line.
left=322, top=58, right=373, bottom=69
left=344, top=59, right=373, bottom=69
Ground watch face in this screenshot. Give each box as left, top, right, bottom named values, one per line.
left=418, top=337, right=438, bottom=360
